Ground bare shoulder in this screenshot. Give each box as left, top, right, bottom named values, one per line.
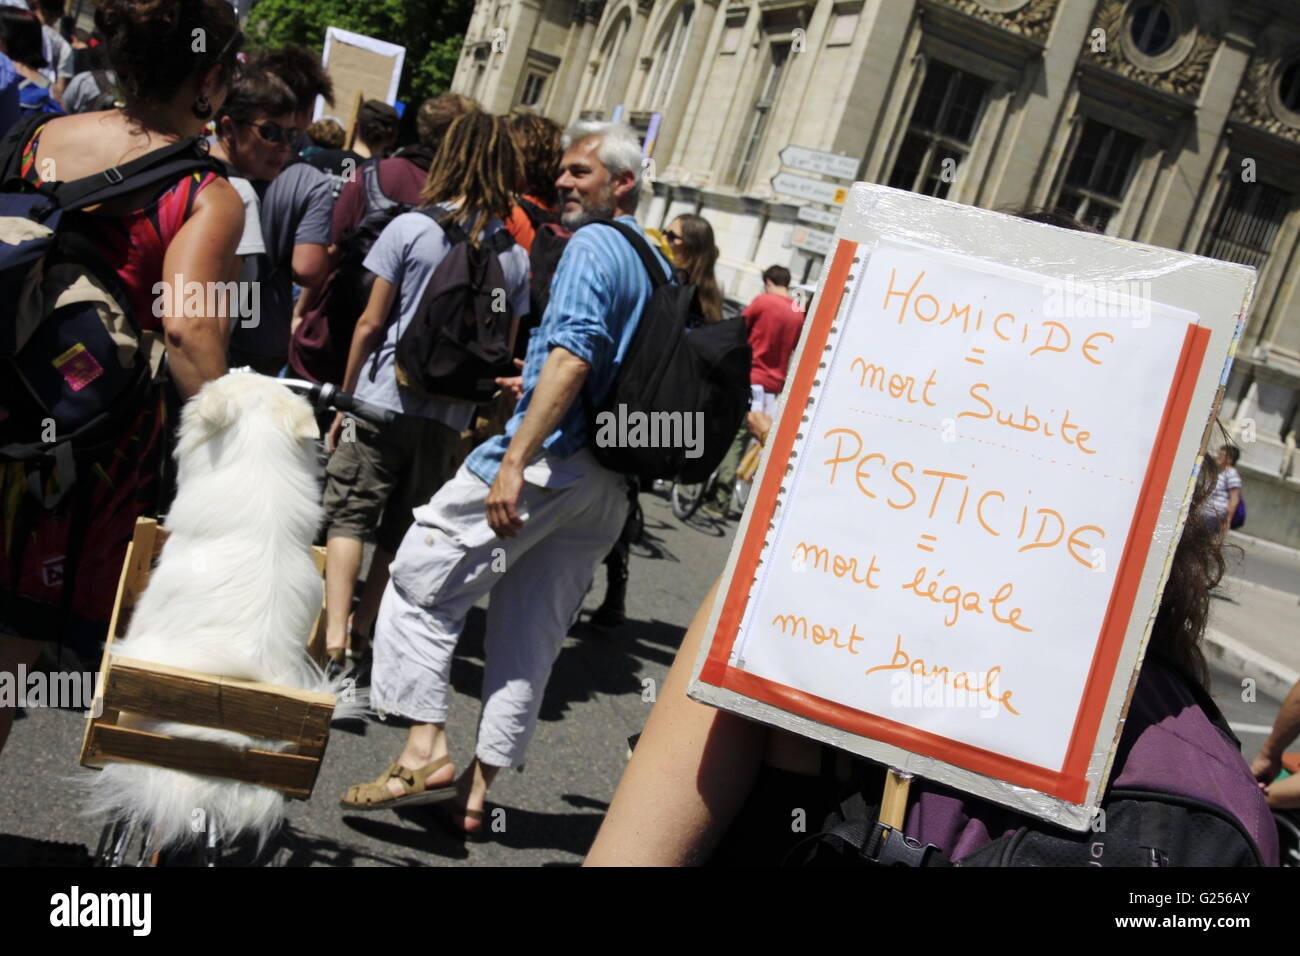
left=188, top=176, right=245, bottom=226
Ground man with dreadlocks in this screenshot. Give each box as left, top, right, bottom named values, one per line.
left=320, top=112, right=530, bottom=676
left=340, top=121, right=670, bottom=837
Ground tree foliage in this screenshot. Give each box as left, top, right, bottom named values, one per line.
left=246, top=0, right=473, bottom=109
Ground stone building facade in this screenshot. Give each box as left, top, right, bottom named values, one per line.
left=453, top=0, right=1300, bottom=546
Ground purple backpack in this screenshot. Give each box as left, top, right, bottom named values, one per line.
left=793, top=656, right=1277, bottom=867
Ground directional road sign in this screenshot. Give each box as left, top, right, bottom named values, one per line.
left=778, top=145, right=859, bottom=180
left=790, top=224, right=834, bottom=256
left=797, top=205, right=841, bottom=228
left=771, top=172, right=848, bottom=206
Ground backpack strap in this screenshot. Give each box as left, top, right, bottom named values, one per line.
left=0, top=117, right=222, bottom=211
left=586, top=218, right=670, bottom=288
left=417, top=206, right=515, bottom=254
left=0, top=110, right=55, bottom=190
left=419, top=205, right=470, bottom=246
left=517, top=196, right=558, bottom=228
left=52, top=138, right=223, bottom=212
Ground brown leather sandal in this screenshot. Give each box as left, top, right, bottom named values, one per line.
left=339, top=756, right=456, bottom=812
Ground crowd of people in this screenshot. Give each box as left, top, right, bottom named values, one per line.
left=0, top=0, right=809, bottom=842
left=0, top=0, right=1286, bottom=866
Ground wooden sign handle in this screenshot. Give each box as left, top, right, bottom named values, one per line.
left=879, top=767, right=912, bottom=830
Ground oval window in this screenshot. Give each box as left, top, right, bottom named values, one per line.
left=1130, top=3, right=1174, bottom=57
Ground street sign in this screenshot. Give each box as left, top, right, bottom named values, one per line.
left=779, top=145, right=859, bottom=180
left=797, top=205, right=841, bottom=228
left=771, top=172, right=848, bottom=206
left=790, top=224, right=834, bottom=256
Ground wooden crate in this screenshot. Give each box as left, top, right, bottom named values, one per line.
left=79, top=518, right=335, bottom=800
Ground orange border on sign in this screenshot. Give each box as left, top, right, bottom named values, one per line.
left=699, top=238, right=1212, bottom=806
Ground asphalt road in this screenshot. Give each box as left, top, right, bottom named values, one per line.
left=0, top=492, right=1288, bottom=867
left=0, top=488, right=736, bottom=867
left=1225, top=532, right=1300, bottom=600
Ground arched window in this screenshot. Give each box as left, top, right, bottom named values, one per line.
left=589, top=11, right=631, bottom=111
left=644, top=3, right=694, bottom=111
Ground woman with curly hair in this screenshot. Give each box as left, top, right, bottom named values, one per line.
left=0, top=0, right=246, bottom=756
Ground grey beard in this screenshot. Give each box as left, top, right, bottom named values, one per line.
left=562, top=200, right=618, bottom=228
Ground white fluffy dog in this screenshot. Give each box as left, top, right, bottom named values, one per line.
left=85, top=372, right=348, bottom=851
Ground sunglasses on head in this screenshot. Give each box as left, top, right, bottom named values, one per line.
left=664, top=229, right=682, bottom=242
left=247, top=120, right=291, bottom=144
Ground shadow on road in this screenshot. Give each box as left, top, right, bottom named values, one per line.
left=0, top=833, right=93, bottom=866
left=340, top=814, right=470, bottom=863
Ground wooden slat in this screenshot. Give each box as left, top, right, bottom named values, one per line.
left=103, top=658, right=334, bottom=745
left=121, top=518, right=159, bottom=616
left=81, top=517, right=158, bottom=769
left=307, top=545, right=328, bottom=666
left=84, top=724, right=320, bottom=799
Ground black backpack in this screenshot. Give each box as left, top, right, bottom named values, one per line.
left=390, top=208, right=517, bottom=404
left=0, top=113, right=224, bottom=633
left=516, top=197, right=570, bottom=361
left=585, top=220, right=751, bottom=484
left=288, top=159, right=410, bottom=384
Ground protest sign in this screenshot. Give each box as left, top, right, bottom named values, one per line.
left=315, top=27, right=406, bottom=141
left=688, top=183, right=1254, bottom=830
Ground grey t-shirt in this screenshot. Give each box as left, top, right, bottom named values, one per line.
left=356, top=208, right=530, bottom=428
left=229, top=162, right=332, bottom=358
left=64, top=69, right=117, bottom=113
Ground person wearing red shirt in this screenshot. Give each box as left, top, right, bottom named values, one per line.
left=702, top=265, right=805, bottom=519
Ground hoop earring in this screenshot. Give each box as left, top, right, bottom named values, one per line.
left=192, top=93, right=212, bottom=120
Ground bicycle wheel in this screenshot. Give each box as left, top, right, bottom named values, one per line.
left=671, top=480, right=705, bottom=520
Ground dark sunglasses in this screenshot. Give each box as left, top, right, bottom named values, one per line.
left=664, top=229, right=682, bottom=242
left=246, top=120, right=291, bottom=145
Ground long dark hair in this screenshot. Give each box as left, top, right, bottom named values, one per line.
left=421, top=111, right=517, bottom=242
left=1017, top=207, right=1224, bottom=688
left=507, top=110, right=562, bottom=206
left=671, top=213, right=723, bottom=322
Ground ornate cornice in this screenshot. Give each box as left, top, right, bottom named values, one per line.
left=637, top=0, right=655, bottom=12
left=1228, top=54, right=1300, bottom=146
left=925, top=0, right=1060, bottom=44
left=1078, top=0, right=1218, bottom=101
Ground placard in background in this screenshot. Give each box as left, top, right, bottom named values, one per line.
left=314, top=27, right=406, bottom=142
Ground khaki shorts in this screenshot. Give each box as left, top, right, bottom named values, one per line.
left=323, top=414, right=460, bottom=554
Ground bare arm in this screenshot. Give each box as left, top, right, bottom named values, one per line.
left=1222, top=486, right=1241, bottom=533
left=161, top=177, right=243, bottom=400
left=1252, top=678, right=1300, bottom=784
left=484, top=347, right=589, bottom=537
left=291, top=242, right=331, bottom=291
left=585, top=579, right=769, bottom=865
left=340, top=275, right=396, bottom=395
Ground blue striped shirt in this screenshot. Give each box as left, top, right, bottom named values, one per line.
left=465, top=216, right=671, bottom=486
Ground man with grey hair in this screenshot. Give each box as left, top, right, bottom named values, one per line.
left=341, top=122, right=672, bottom=835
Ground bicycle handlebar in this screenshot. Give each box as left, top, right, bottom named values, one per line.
left=229, top=368, right=397, bottom=426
